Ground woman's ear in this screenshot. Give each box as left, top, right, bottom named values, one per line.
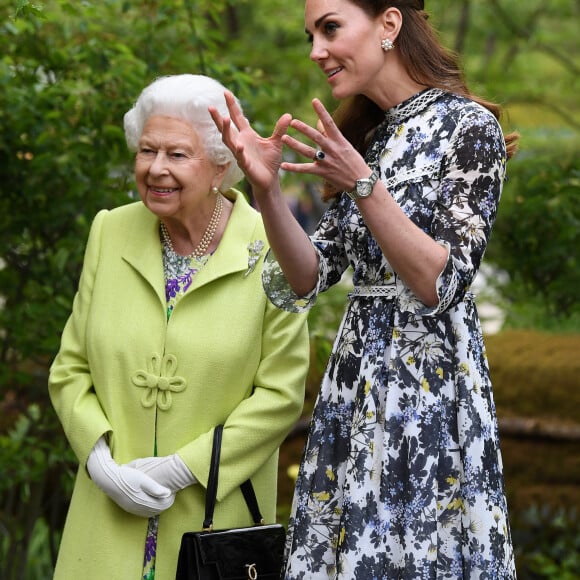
left=213, top=162, right=230, bottom=190
left=381, top=7, right=403, bottom=42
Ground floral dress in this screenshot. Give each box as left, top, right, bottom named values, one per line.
left=263, top=89, right=516, bottom=579
left=142, top=245, right=210, bottom=580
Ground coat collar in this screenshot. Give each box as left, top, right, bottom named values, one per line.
left=121, top=189, right=264, bottom=297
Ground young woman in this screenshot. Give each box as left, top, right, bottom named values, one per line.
left=211, top=0, right=518, bottom=577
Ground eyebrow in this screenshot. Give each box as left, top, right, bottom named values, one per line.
left=305, top=12, right=337, bottom=35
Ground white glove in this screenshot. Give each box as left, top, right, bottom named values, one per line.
left=127, top=454, right=197, bottom=492
left=86, top=437, right=175, bottom=517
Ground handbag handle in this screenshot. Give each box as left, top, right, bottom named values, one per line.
left=202, top=425, right=265, bottom=531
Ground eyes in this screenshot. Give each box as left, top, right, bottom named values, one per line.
left=306, top=20, right=340, bottom=43
left=137, top=147, right=189, bottom=160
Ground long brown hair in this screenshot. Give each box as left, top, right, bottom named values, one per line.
left=324, top=0, right=519, bottom=200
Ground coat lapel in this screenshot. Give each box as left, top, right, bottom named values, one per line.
left=188, top=189, right=264, bottom=292
left=121, top=204, right=166, bottom=306
left=119, top=191, right=264, bottom=300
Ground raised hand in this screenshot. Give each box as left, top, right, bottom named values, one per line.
left=209, top=91, right=292, bottom=199
left=280, top=98, right=369, bottom=194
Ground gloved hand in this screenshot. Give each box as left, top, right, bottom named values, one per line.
left=127, top=454, right=197, bottom=492
left=86, top=436, right=175, bottom=517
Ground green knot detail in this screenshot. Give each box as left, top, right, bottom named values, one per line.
left=131, top=353, right=186, bottom=411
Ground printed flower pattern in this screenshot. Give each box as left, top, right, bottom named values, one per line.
left=264, top=90, right=516, bottom=578
left=162, top=246, right=209, bottom=318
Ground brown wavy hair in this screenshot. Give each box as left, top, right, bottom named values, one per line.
left=324, top=0, right=519, bottom=200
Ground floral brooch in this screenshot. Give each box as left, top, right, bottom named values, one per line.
left=245, top=239, right=265, bottom=277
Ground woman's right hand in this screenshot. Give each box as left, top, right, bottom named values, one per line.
left=209, top=91, right=292, bottom=201
left=87, top=437, right=175, bottom=517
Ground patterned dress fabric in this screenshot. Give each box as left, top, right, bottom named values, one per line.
left=263, top=89, right=516, bottom=579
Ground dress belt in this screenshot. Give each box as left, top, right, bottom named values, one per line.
left=348, top=285, right=397, bottom=299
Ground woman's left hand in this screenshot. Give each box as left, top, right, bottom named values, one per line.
left=280, top=98, right=371, bottom=193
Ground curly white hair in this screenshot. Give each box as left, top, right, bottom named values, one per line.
left=123, top=74, right=244, bottom=191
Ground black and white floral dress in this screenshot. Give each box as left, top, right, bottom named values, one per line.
left=263, top=89, right=516, bottom=579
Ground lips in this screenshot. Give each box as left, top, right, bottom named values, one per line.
left=149, top=186, right=178, bottom=195
left=326, top=66, right=343, bottom=79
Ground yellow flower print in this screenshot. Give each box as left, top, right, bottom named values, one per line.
left=448, top=498, right=466, bottom=513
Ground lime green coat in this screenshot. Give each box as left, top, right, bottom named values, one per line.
left=49, top=190, right=309, bottom=579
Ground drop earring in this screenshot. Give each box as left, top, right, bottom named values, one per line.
left=381, top=38, right=394, bottom=52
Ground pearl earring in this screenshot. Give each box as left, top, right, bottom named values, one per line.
left=381, top=38, right=394, bottom=52
left=211, top=186, right=220, bottom=195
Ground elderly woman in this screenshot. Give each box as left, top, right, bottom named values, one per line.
left=48, top=74, right=309, bottom=580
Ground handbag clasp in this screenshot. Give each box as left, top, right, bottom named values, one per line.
left=245, top=563, right=258, bottom=580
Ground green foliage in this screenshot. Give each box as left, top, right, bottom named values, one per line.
left=511, top=505, right=580, bottom=579
left=0, top=401, right=75, bottom=578
left=487, top=152, right=580, bottom=324
left=0, top=0, right=578, bottom=577
left=0, top=1, right=268, bottom=576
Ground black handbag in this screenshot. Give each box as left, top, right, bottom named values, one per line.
left=175, top=425, right=286, bottom=580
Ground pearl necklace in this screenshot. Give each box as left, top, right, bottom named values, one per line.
left=160, top=194, right=223, bottom=259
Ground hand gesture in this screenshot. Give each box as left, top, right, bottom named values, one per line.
left=209, top=91, right=292, bottom=199
left=281, top=98, right=369, bottom=194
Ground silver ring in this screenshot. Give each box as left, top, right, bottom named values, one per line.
left=314, top=149, right=326, bottom=161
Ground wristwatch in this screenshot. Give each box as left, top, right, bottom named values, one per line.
left=346, top=169, right=379, bottom=200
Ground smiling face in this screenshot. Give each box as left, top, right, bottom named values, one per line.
left=135, top=115, right=226, bottom=221
left=305, top=0, right=387, bottom=100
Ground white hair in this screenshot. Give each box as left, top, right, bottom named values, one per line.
left=123, top=74, right=244, bottom=190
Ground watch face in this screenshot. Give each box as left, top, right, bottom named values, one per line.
left=358, top=180, right=373, bottom=197
left=347, top=170, right=378, bottom=200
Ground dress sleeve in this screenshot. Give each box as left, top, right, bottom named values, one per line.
left=422, top=107, right=507, bottom=316
left=262, top=201, right=350, bottom=313
left=48, top=210, right=113, bottom=465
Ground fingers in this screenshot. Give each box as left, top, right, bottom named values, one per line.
left=311, top=98, right=339, bottom=135
left=210, top=90, right=252, bottom=136
left=223, top=90, right=248, bottom=130
left=271, top=113, right=293, bottom=139
left=208, top=105, right=225, bottom=132
left=282, top=133, right=319, bottom=161
left=289, top=97, right=343, bottom=144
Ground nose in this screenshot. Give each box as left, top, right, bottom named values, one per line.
left=309, top=38, right=327, bottom=63
left=149, top=152, right=169, bottom=176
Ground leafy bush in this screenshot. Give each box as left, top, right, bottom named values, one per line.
left=511, top=504, right=580, bottom=579
left=487, top=153, right=580, bottom=324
